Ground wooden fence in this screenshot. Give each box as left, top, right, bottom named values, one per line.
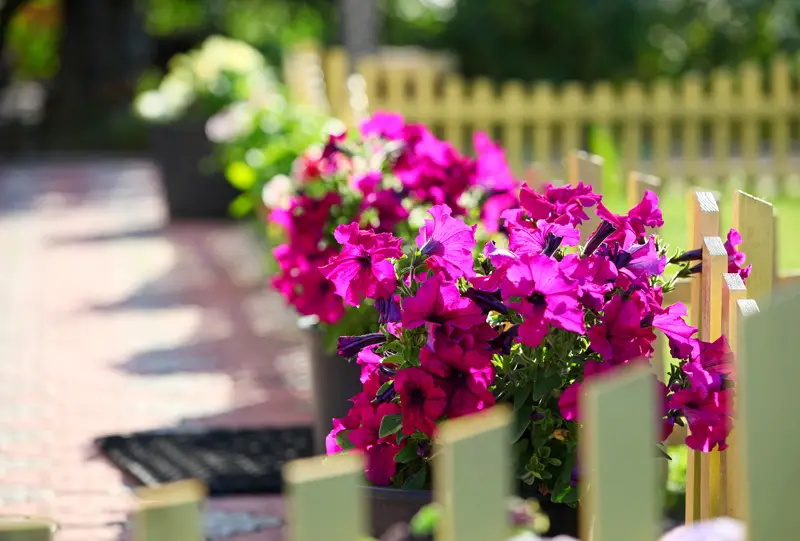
left=310, top=47, right=800, bottom=186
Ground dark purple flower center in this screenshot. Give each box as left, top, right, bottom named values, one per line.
left=542, top=233, right=563, bottom=257
left=583, top=220, right=616, bottom=256
left=356, top=252, right=372, bottom=268
left=527, top=291, right=547, bottom=307
left=408, top=387, right=426, bottom=406
left=375, top=382, right=396, bottom=404
left=420, top=239, right=443, bottom=257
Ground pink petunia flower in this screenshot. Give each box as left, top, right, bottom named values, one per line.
left=320, top=223, right=403, bottom=306
left=506, top=218, right=581, bottom=258
left=395, top=367, right=448, bottom=436
left=588, top=295, right=655, bottom=364
left=518, top=182, right=601, bottom=226
left=724, top=228, right=752, bottom=283
left=500, top=254, right=586, bottom=348
left=596, top=190, right=664, bottom=243
left=402, top=274, right=486, bottom=332
left=416, top=204, right=477, bottom=280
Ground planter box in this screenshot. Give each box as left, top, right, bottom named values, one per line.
left=149, top=120, right=240, bottom=221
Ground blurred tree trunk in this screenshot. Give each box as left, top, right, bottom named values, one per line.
left=42, top=0, right=150, bottom=149
left=339, top=0, right=380, bottom=71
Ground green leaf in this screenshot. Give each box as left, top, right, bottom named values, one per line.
left=378, top=414, right=403, bottom=438
left=335, top=430, right=355, bottom=451
left=549, top=458, right=562, bottom=466
left=410, top=504, right=441, bottom=536
left=403, top=466, right=428, bottom=490
left=533, top=373, right=562, bottom=401
left=656, top=444, right=673, bottom=461
left=513, top=386, right=531, bottom=411
left=228, top=193, right=254, bottom=218
left=512, top=405, right=532, bottom=442
left=394, top=442, right=419, bottom=463
left=551, top=454, right=576, bottom=503
left=225, top=161, right=256, bottom=190
left=375, top=380, right=393, bottom=398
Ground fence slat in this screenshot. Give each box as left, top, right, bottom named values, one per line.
left=133, top=480, right=206, bottom=541
left=684, top=192, right=720, bottom=524
left=568, top=151, right=603, bottom=243
left=740, top=62, right=762, bottom=176
left=501, top=81, right=526, bottom=173
left=0, top=518, right=55, bottom=541
left=733, top=191, right=775, bottom=301
left=435, top=406, right=512, bottom=541
left=681, top=74, right=703, bottom=179
left=770, top=55, right=791, bottom=179
left=739, top=287, right=800, bottom=540
left=651, top=79, right=674, bottom=179
left=581, top=364, right=660, bottom=541
left=721, top=273, right=747, bottom=519
left=442, top=74, right=466, bottom=152
left=622, top=82, right=645, bottom=174
left=697, top=237, right=729, bottom=519
left=284, top=453, right=365, bottom=541
left=711, top=68, right=733, bottom=181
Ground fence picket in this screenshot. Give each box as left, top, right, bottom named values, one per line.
left=739, top=287, right=800, bottom=539
left=284, top=453, right=365, bottom=541
left=435, top=406, right=512, bottom=541
left=733, top=191, right=775, bottom=301
left=581, top=365, right=660, bottom=541
left=0, top=518, right=55, bottom=541
left=132, top=479, right=206, bottom=541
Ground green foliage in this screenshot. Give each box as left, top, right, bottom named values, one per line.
left=6, top=0, right=60, bottom=80
left=133, top=35, right=279, bottom=124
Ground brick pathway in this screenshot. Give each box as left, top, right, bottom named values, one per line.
left=0, top=160, right=313, bottom=540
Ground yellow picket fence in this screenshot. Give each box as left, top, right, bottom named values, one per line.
left=299, top=46, right=800, bottom=186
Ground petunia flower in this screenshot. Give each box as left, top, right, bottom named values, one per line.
left=724, top=228, right=752, bottom=283
left=588, top=295, right=656, bottom=363
left=320, top=223, right=403, bottom=306
left=416, top=204, right=477, bottom=280
left=395, top=367, right=448, bottom=436
left=402, top=274, right=485, bottom=332
left=595, top=190, right=663, bottom=242
left=518, top=182, right=601, bottom=226
left=506, top=219, right=581, bottom=258
left=500, top=254, right=586, bottom=348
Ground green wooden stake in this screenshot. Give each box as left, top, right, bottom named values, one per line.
left=435, top=406, right=512, bottom=541
left=739, top=286, right=800, bottom=539
left=284, top=452, right=365, bottom=541
left=133, top=479, right=207, bottom=541
left=581, top=364, right=660, bottom=541
left=0, top=517, right=56, bottom=541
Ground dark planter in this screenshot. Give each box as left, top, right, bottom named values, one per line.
left=149, top=120, right=240, bottom=221
left=365, top=485, right=579, bottom=539
left=306, top=324, right=363, bottom=455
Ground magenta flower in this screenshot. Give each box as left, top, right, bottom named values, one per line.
left=473, top=132, right=522, bottom=233
left=471, top=241, right=521, bottom=293
left=650, top=303, right=698, bottom=359
left=595, top=190, right=663, bottom=242
left=507, top=219, right=581, bottom=258
left=366, top=442, right=401, bottom=486
left=518, top=182, right=601, bottom=226
left=402, top=274, right=485, bottom=332
left=360, top=111, right=406, bottom=139
left=559, top=253, right=617, bottom=311
left=348, top=402, right=402, bottom=450
left=588, top=295, right=655, bottom=363
left=395, top=367, right=448, bottom=436
left=362, top=189, right=410, bottom=234
left=724, top=229, right=752, bottom=283
left=602, top=234, right=667, bottom=288
left=416, top=204, right=477, bottom=280
left=320, top=223, right=403, bottom=306
left=350, top=171, right=382, bottom=196
left=420, top=333, right=495, bottom=418
left=501, top=254, right=586, bottom=348
left=668, top=387, right=731, bottom=452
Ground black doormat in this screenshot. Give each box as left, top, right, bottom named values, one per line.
left=95, top=427, right=315, bottom=496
